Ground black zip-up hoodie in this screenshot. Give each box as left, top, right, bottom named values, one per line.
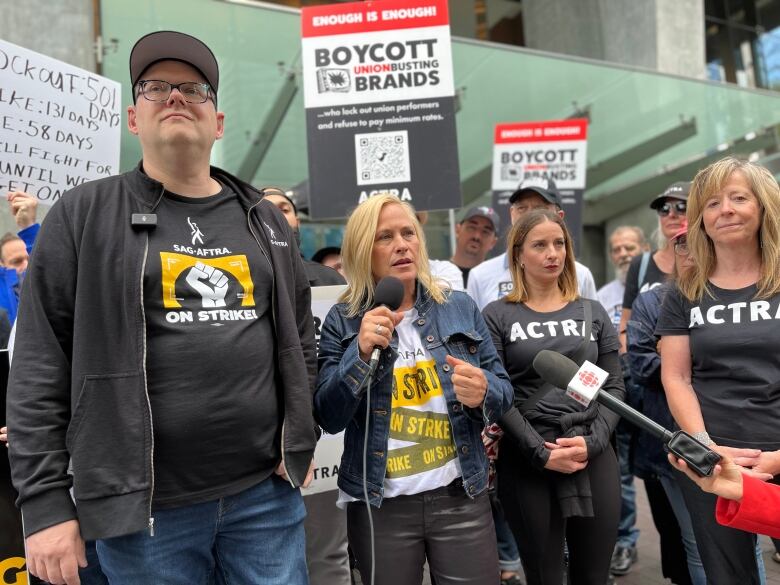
left=7, top=163, right=317, bottom=540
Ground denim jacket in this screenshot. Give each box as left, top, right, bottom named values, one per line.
left=314, top=285, right=514, bottom=507
left=626, top=283, right=677, bottom=479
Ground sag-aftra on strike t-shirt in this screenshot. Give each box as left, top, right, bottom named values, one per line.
left=656, top=283, right=780, bottom=449
left=144, top=187, right=280, bottom=508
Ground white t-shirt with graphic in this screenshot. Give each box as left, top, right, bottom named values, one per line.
left=383, top=307, right=462, bottom=498
left=597, top=279, right=625, bottom=330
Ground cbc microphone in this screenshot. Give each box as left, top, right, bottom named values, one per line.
left=368, top=276, right=405, bottom=375
left=532, top=350, right=722, bottom=477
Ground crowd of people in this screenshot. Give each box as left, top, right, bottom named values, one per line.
left=3, top=29, right=780, bottom=585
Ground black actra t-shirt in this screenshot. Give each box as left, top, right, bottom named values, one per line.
left=482, top=299, right=620, bottom=416
left=656, top=283, right=780, bottom=449
left=144, top=186, right=280, bottom=508
left=622, top=252, right=667, bottom=309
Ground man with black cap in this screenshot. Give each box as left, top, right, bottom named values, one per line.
left=7, top=31, right=316, bottom=585
left=449, top=206, right=499, bottom=288
left=467, top=178, right=597, bottom=310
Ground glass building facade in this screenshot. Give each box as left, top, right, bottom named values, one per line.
left=97, top=0, right=780, bottom=276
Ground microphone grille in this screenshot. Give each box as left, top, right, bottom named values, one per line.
left=373, top=276, right=405, bottom=311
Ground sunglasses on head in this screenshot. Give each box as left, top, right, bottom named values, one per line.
left=657, top=201, right=687, bottom=217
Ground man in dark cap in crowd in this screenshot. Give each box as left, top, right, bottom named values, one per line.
left=467, top=178, right=597, bottom=310
left=449, top=206, right=499, bottom=288
left=7, top=31, right=316, bottom=585
left=312, top=246, right=344, bottom=278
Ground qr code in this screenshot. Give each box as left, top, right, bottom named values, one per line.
left=355, top=130, right=411, bottom=186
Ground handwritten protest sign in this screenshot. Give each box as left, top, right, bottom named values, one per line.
left=0, top=39, right=121, bottom=205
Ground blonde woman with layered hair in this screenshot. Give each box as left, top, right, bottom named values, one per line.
left=658, top=156, right=780, bottom=585
left=678, top=157, right=780, bottom=301
left=339, top=194, right=446, bottom=317
left=482, top=209, right=625, bottom=585
left=315, top=195, right=513, bottom=585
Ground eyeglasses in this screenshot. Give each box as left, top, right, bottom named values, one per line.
left=674, top=240, right=689, bottom=256
left=657, top=201, right=687, bottom=217
left=135, top=80, right=214, bottom=104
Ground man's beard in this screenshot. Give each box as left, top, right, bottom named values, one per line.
left=617, top=263, right=630, bottom=284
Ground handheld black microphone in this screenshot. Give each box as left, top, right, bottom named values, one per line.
left=368, top=276, right=405, bottom=375
left=532, top=350, right=722, bottom=477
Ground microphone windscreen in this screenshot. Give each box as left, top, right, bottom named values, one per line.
left=373, top=276, right=405, bottom=311
left=532, top=350, right=579, bottom=389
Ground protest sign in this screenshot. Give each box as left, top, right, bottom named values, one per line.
left=0, top=39, right=121, bottom=205
left=491, top=119, right=589, bottom=249
left=303, top=284, right=347, bottom=496
left=301, top=0, right=461, bottom=218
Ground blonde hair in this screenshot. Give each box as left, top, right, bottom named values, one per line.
left=505, top=209, right=578, bottom=303
left=678, top=156, right=780, bottom=301
left=339, top=195, right=447, bottom=317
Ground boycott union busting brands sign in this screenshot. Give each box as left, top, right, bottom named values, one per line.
left=491, top=119, right=589, bottom=249
left=301, top=0, right=461, bottom=219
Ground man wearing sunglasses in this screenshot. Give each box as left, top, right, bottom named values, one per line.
left=7, top=31, right=316, bottom=585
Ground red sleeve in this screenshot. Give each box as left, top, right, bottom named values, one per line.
left=716, top=474, right=780, bottom=539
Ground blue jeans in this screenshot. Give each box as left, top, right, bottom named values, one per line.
left=659, top=475, right=706, bottom=585
left=490, top=492, right=522, bottom=573
left=615, top=425, right=639, bottom=549
left=96, top=475, right=308, bottom=585
left=79, top=540, right=109, bottom=585
left=757, top=541, right=767, bottom=585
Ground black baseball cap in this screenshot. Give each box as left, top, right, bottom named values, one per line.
left=460, top=206, right=500, bottom=233
left=650, top=181, right=691, bottom=210
left=311, top=246, right=341, bottom=264
left=509, top=177, right=563, bottom=208
left=130, top=31, right=219, bottom=96
left=263, top=189, right=298, bottom=215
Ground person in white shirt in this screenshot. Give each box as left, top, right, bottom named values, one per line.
left=467, top=178, right=597, bottom=310
left=414, top=209, right=466, bottom=291
left=597, top=226, right=648, bottom=329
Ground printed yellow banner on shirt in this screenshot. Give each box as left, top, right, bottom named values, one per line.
left=391, top=358, right=443, bottom=407
left=160, top=252, right=256, bottom=309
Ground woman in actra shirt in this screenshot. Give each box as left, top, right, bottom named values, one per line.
left=482, top=209, right=624, bottom=585
left=657, top=157, right=780, bottom=585
left=314, top=194, right=513, bottom=585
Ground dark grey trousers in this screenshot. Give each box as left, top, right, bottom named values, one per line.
left=304, top=491, right=351, bottom=585
left=347, top=483, right=499, bottom=585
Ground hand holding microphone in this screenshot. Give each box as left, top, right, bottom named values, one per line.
left=358, top=276, right=405, bottom=373
left=358, top=307, right=403, bottom=363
